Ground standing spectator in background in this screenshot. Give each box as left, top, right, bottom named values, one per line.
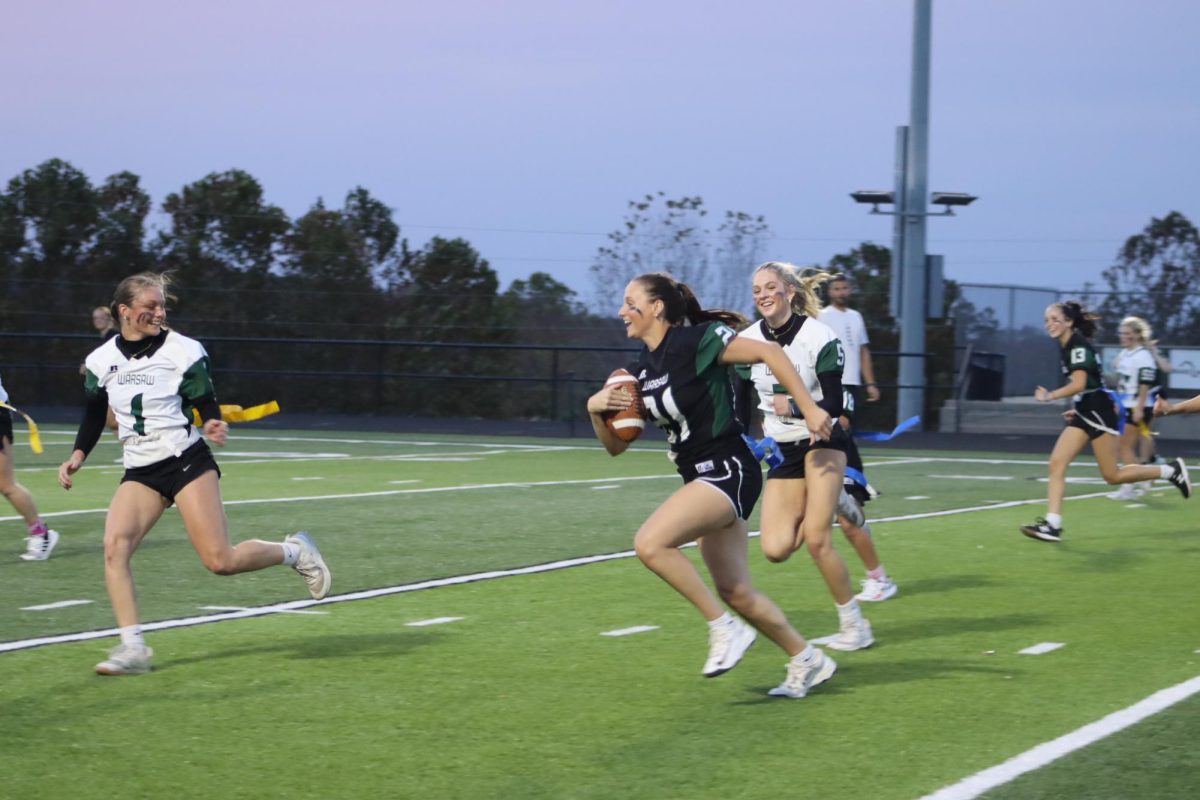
left=819, top=275, right=879, bottom=408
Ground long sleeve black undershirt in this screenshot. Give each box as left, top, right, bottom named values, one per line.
left=816, top=371, right=845, bottom=419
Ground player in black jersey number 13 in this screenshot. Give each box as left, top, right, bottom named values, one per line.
left=588, top=273, right=839, bottom=699
left=1020, top=301, right=1190, bottom=542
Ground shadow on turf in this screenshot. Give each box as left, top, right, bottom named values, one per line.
left=734, top=658, right=1015, bottom=704
left=157, top=631, right=441, bottom=671
left=892, top=573, right=1000, bottom=594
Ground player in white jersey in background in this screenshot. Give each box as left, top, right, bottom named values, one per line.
left=0, top=372, right=60, bottom=560
left=737, top=263, right=874, bottom=651
left=1109, top=316, right=1159, bottom=500
left=58, top=272, right=332, bottom=676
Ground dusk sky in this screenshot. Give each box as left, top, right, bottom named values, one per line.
left=5, top=1, right=1197, bottom=309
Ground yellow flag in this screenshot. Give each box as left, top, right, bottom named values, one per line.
left=0, top=401, right=44, bottom=454
left=192, top=401, right=281, bottom=427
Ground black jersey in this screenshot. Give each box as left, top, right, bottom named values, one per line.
left=629, top=321, right=744, bottom=468
left=1059, top=332, right=1104, bottom=398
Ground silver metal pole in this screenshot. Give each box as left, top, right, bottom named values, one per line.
left=889, top=125, right=908, bottom=321
left=898, top=0, right=932, bottom=424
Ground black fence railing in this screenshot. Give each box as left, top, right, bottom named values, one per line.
left=0, top=332, right=1002, bottom=435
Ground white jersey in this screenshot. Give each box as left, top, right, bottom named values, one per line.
left=737, top=315, right=844, bottom=443
left=818, top=305, right=870, bottom=385
left=1113, top=346, right=1157, bottom=408
left=82, top=330, right=214, bottom=468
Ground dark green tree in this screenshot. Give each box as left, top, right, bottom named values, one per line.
left=87, top=171, right=153, bottom=286
left=1097, top=211, right=1200, bottom=342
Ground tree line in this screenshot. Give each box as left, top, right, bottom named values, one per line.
left=3, top=157, right=1192, bottom=421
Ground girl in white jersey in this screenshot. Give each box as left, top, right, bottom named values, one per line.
left=737, top=263, right=879, bottom=651
left=1109, top=316, right=1160, bottom=500
left=0, top=373, right=60, bottom=560
left=58, top=272, right=332, bottom=676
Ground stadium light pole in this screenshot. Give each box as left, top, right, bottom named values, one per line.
left=848, top=0, right=977, bottom=428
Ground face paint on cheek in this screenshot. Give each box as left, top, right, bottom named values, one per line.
left=137, top=311, right=156, bottom=326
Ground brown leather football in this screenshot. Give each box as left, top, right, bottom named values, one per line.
left=603, top=368, right=646, bottom=442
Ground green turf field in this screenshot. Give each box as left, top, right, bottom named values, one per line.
left=2, top=427, right=1197, bottom=799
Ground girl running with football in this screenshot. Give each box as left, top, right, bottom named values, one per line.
left=737, top=263, right=881, bottom=652
left=1, top=371, right=59, bottom=561
left=1020, top=301, right=1190, bottom=543
left=58, top=272, right=332, bottom=676
left=587, top=272, right=838, bottom=699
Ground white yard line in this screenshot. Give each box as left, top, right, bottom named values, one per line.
left=916, top=675, right=1200, bottom=800
left=1018, top=642, right=1065, bottom=655
left=0, top=491, right=1110, bottom=653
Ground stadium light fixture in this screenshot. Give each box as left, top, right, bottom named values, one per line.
left=851, top=189, right=978, bottom=217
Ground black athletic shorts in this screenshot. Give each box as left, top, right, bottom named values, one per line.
left=766, top=423, right=851, bottom=480
left=121, top=438, right=220, bottom=504
left=0, top=408, right=11, bottom=450
left=677, top=447, right=763, bottom=521
left=1068, top=391, right=1120, bottom=441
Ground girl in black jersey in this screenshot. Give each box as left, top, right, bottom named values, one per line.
left=587, top=273, right=839, bottom=699
left=1020, top=302, right=1190, bottom=542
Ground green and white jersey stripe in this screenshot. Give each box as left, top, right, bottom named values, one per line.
left=83, top=331, right=213, bottom=468
left=737, top=316, right=844, bottom=442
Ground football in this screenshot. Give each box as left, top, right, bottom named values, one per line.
left=603, top=368, right=646, bottom=442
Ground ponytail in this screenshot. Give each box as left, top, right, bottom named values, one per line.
left=1056, top=300, right=1099, bottom=339
left=632, top=273, right=747, bottom=328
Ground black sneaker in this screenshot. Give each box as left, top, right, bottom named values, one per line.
left=1168, top=458, right=1191, bottom=499
left=1020, top=518, right=1063, bottom=542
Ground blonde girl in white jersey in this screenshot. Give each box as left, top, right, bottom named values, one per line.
left=58, top=272, right=332, bottom=676
left=737, top=263, right=875, bottom=651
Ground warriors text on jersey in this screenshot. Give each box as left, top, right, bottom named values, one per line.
left=629, top=322, right=743, bottom=468
left=82, top=330, right=216, bottom=468
left=736, top=315, right=844, bottom=442
left=1059, top=332, right=1103, bottom=400
left=1113, top=346, right=1157, bottom=406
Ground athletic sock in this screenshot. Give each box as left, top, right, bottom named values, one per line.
left=793, top=644, right=818, bottom=664
left=281, top=542, right=300, bottom=567
left=1046, top=512, right=1063, bottom=528
left=707, top=611, right=734, bottom=630
left=27, top=519, right=48, bottom=537
left=836, top=598, right=862, bottom=626
left=1159, top=465, right=1174, bottom=479
left=119, top=626, right=145, bottom=649
left=867, top=565, right=888, bottom=582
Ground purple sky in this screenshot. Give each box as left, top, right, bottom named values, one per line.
left=5, top=1, right=1198, bottom=308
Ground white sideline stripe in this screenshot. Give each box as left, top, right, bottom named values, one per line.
left=591, top=485, right=620, bottom=490
left=905, top=496, right=931, bottom=500
left=406, top=616, right=464, bottom=627
left=0, top=474, right=681, bottom=522
left=0, top=490, right=1115, bottom=655
left=291, top=477, right=325, bottom=481
left=916, top=674, right=1200, bottom=800
left=1019, top=642, right=1065, bottom=655
left=20, top=600, right=94, bottom=611
left=927, top=475, right=1013, bottom=481
left=199, top=605, right=328, bottom=616
left=601, top=625, right=659, bottom=637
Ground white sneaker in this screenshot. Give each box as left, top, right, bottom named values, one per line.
left=286, top=532, right=331, bottom=600
left=856, top=576, right=898, bottom=602
left=768, top=648, right=837, bottom=698
left=19, top=529, right=60, bottom=561
left=835, top=488, right=866, bottom=528
left=95, top=643, right=154, bottom=676
left=1107, top=484, right=1137, bottom=501
left=702, top=617, right=757, bottom=677
left=825, top=617, right=875, bottom=651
